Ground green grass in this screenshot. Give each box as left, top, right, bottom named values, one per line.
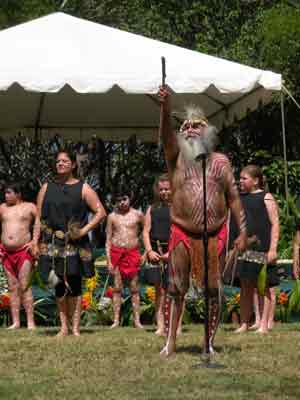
left=0, top=323, right=300, bottom=400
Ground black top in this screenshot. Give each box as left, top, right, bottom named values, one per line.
left=230, top=191, right=271, bottom=252
left=39, top=181, right=94, bottom=279
left=150, top=205, right=171, bottom=242
left=42, top=181, right=88, bottom=232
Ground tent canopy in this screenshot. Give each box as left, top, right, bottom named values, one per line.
left=0, top=12, right=282, bottom=141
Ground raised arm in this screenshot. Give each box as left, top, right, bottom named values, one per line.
left=264, top=193, right=280, bottom=264
left=158, top=86, right=179, bottom=169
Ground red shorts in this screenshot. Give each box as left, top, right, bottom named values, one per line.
left=110, top=245, right=141, bottom=280
left=0, top=244, right=33, bottom=279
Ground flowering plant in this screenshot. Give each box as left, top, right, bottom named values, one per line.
left=0, top=292, right=10, bottom=309
left=80, top=271, right=113, bottom=326
left=277, top=290, right=289, bottom=322
left=139, top=286, right=156, bottom=324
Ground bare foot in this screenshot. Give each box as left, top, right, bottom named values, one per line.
left=72, top=330, right=80, bottom=337
left=56, top=329, right=68, bottom=337
left=248, top=323, right=260, bottom=331
left=155, top=328, right=166, bottom=336
left=256, top=327, right=268, bottom=335
left=134, top=321, right=144, bottom=329
left=234, top=324, right=248, bottom=333
left=7, top=323, right=20, bottom=330
left=27, top=324, right=36, bottom=331
left=110, top=321, right=119, bottom=329
left=160, top=343, right=176, bottom=358
left=176, top=328, right=182, bottom=336
left=268, top=322, right=274, bottom=330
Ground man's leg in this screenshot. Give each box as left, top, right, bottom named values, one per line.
left=130, top=275, right=143, bottom=329
left=5, top=270, right=21, bottom=329
left=161, top=242, right=190, bottom=357
left=19, top=260, right=36, bottom=330
left=207, top=286, right=224, bottom=353
left=176, top=298, right=186, bottom=336
left=154, top=284, right=165, bottom=336
left=111, top=269, right=123, bottom=328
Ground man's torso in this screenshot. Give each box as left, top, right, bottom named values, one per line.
left=111, top=208, right=143, bottom=249
left=0, top=203, right=34, bottom=249
left=170, top=152, right=229, bottom=234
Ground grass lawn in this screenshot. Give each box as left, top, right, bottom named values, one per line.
left=0, top=323, right=300, bottom=400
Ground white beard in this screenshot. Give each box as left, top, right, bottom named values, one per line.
left=177, top=135, right=206, bottom=162
left=177, top=126, right=218, bottom=162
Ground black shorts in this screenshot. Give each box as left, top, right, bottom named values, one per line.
left=55, top=275, right=82, bottom=298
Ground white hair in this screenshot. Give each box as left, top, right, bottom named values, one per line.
left=183, top=104, right=207, bottom=122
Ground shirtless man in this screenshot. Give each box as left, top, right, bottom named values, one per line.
left=0, top=183, right=39, bottom=329
left=158, top=87, right=247, bottom=356
left=106, top=189, right=144, bottom=328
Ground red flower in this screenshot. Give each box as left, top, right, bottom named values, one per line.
left=81, top=293, right=91, bottom=310
left=106, top=287, right=113, bottom=298
left=0, top=293, right=10, bottom=309
left=278, top=292, right=288, bottom=306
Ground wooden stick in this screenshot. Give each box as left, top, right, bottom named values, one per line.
left=158, top=57, right=166, bottom=147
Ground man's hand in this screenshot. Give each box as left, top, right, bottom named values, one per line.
left=160, top=252, right=169, bottom=263
left=148, top=250, right=161, bottom=263
left=108, top=263, right=115, bottom=275
left=234, top=232, right=247, bottom=252
left=24, top=241, right=39, bottom=259
left=158, top=86, right=170, bottom=106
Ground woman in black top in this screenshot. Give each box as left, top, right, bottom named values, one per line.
left=36, top=149, right=106, bottom=336
left=234, top=165, right=279, bottom=334
left=143, top=173, right=171, bottom=335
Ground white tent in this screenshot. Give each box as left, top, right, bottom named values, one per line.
left=0, top=12, right=282, bottom=141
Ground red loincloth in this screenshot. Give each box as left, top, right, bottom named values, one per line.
left=110, top=244, right=141, bottom=279
left=168, top=224, right=191, bottom=254
left=217, top=221, right=227, bottom=257
left=168, top=223, right=226, bottom=257
left=168, top=223, right=227, bottom=289
left=0, top=244, right=33, bottom=279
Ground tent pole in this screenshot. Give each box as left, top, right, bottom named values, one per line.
left=280, top=90, right=289, bottom=215
left=34, top=93, right=46, bottom=142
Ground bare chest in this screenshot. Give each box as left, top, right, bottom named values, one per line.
left=1, top=205, right=31, bottom=225
left=113, top=212, right=141, bottom=232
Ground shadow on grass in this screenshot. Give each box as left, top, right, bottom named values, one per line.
left=176, top=344, right=241, bottom=355
left=222, top=326, right=239, bottom=332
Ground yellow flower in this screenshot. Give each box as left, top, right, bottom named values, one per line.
left=85, top=276, right=97, bottom=292
left=235, top=293, right=240, bottom=304
left=81, top=292, right=92, bottom=310
left=146, top=286, right=155, bottom=303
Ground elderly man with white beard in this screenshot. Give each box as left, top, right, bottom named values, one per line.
left=158, top=87, right=247, bottom=357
